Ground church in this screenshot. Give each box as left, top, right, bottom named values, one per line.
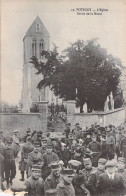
left=21, top=16, right=60, bottom=112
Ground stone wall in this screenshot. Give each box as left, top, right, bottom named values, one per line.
left=0, top=113, right=46, bottom=137
left=66, top=101, right=126, bottom=128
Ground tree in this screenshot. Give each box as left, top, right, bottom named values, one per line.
left=31, top=39, right=122, bottom=112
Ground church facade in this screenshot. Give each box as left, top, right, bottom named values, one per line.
left=21, top=16, right=58, bottom=112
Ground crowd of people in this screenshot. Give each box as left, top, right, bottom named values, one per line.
left=0, top=122, right=126, bottom=196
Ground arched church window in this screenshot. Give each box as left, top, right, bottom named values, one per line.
left=32, top=40, right=36, bottom=57
left=39, top=39, right=44, bottom=59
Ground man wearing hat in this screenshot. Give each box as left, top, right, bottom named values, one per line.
left=27, top=140, right=43, bottom=177
left=116, top=157, right=126, bottom=189
left=60, top=145, right=70, bottom=168
left=84, top=132, right=92, bottom=147
left=39, top=138, right=47, bottom=155
left=23, top=128, right=31, bottom=142
left=68, top=160, right=90, bottom=196
left=68, top=160, right=81, bottom=173
left=100, top=134, right=108, bottom=159
left=120, top=133, right=126, bottom=159
left=19, top=136, right=34, bottom=181
left=12, top=129, right=20, bottom=157
left=97, top=160, right=125, bottom=196
left=3, top=137, right=16, bottom=186
left=0, top=131, right=5, bottom=143
left=82, top=158, right=96, bottom=185
left=106, top=127, right=115, bottom=160
left=72, top=172, right=90, bottom=196
left=115, top=127, right=123, bottom=157
left=88, top=135, right=101, bottom=167
left=56, top=168, right=75, bottom=196
left=86, top=158, right=107, bottom=196
left=44, top=161, right=61, bottom=192
left=43, top=144, right=59, bottom=180
left=64, top=123, right=71, bottom=138
left=73, top=123, right=82, bottom=140
left=0, top=153, right=5, bottom=191
left=24, top=164, right=44, bottom=196
left=0, top=135, right=5, bottom=181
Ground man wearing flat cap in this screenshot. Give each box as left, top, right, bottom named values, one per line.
left=39, top=138, right=47, bottom=155
left=64, top=123, right=71, bottom=138
left=106, top=127, right=115, bottom=160
left=86, top=158, right=107, bottom=196
left=27, top=140, right=43, bottom=177
left=82, top=158, right=96, bottom=185
left=3, top=137, right=16, bottom=187
left=19, top=136, right=34, bottom=181
left=97, top=159, right=125, bottom=196
left=44, top=161, right=61, bottom=192
left=12, top=129, right=20, bottom=158
left=24, top=164, right=44, bottom=196
left=116, top=157, right=126, bottom=189
left=56, top=168, right=75, bottom=196
left=43, top=144, right=59, bottom=180
left=68, top=160, right=90, bottom=196
left=120, top=133, right=126, bottom=159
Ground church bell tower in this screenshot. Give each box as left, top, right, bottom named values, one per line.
left=21, top=16, right=50, bottom=112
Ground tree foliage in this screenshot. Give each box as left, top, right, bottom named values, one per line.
left=31, top=39, right=122, bottom=112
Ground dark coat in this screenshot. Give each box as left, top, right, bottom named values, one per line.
left=56, top=181, right=75, bottom=196
left=96, top=172, right=125, bottom=196
left=44, top=173, right=60, bottom=192
left=24, top=176, right=44, bottom=196
left=86, top=169, right=104, bottom=196
left=19, top=142, right=34, bottom=172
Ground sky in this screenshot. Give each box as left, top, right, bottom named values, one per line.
left=1, top=0, right=126, bottom=105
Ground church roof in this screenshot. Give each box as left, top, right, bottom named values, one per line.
left=25, top=16, right=50, bottom=37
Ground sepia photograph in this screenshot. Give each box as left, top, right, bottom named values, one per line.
left=1, top=0, right=126, bottom=195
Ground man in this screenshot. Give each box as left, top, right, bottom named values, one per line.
left=43, top=143, right=59, bottom=180
left=0, top=153, right=5, bottom=191
left=19, top=136, right=34, bottom=181
left=0, top=131, right=5, bottom=143
left=68, top=160, right=90, bottom=196
left=100, top=134, right=108, bottom=159
left=0, top=135, right=5, bottom=155
left=115, top=127, right=123, bottom=157
left=82, top=158, right=96, bottom=186
left=86, top=158, right=107, bottom=196
left=44, top=161, right=61, bottom=192
left=106, top=127, right=115, bottom=160
left=12, top=130, right=20, bottom=157
left=3, top=137, right=16, bottom=186
left=39, top=138, right=47, bottom=155
left=64, top=123, right=71, bottom=138
left=56, top=168, right=75, bottom=196
left=97, top=159, right=125, bottom=196
left=120, top=133, right=126, bottom=158
left=23, top=128, right=32, bottom=142
left=24, top=164, right=44, bottom=196
left=88, top=136, right=101, bottom=167
left=116, top=157, right=126, bottom=189
left=68, top=160, right=81, bottom=173
left=28, top=140, right=43, bottom=177
left=60, top=144, right=70, bottom=168
left=73, top=123, right=82, bottom=140
left=0, top=135, right=5, bottom=181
